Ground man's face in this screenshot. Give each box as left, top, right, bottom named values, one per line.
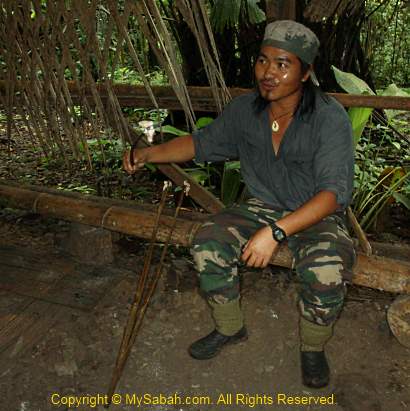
left=255, top=46, right=309, bottom=103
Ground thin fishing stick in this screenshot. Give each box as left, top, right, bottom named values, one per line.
left=106, top=182, right=190, bottom=407
left=106, top=181, right=171, bottom=404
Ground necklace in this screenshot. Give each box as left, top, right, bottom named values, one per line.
left=271, top=110, right=294, bottom=132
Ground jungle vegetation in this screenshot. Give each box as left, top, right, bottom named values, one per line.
left=0, top=0, right=409, bottom=234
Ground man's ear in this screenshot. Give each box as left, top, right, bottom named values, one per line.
left=302, top=64, right=313, bottom=82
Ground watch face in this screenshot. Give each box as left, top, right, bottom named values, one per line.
left=271, top=225, right=286, bottom=242
left=274, top=228, right=285, bottom=242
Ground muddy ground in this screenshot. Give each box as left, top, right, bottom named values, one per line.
left=0, top=207, right=409, bottom=411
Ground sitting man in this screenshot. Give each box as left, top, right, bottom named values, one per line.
left=123, top=20, right=356, bottom=389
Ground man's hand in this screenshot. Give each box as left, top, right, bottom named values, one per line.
left=241, top=225, right=278, bottom=268
left=122, top=135, right=195, bottom=175
left=122, top=147, right=150, bottom=174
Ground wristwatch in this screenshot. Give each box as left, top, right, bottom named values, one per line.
left=270, top=223, right=287, bottom=243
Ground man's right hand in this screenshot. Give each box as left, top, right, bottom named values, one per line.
left=122, top=135, right=195, bottom=175
left=122, top=147, right=149, bottom=174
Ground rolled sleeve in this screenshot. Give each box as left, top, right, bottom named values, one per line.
left=192, top=99, right=240, bottom=163
left=313, top=106, right=354, bottom=208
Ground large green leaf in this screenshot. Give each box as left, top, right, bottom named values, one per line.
left=224, top=161, right=241, bottom=170
left=157, top=117, right=213, bottom=136
left=159, top=125, right=187, bottom=136
left=348, top=107, right=374, bottom=147
left=332, top=66, right=375, bottom=146
left=393, top=192, right=410, bottom=210
left=221, top=168, right=242, bottom=206
left=196, top=117, right=214, bottom=129
left=187, top=169, right=209, bottom=186
left=332, top=66, right=375, bottom=95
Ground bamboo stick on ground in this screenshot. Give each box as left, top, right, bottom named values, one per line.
left=106, top=182, right=171, bottom=404
left=106, top=182, right=190, bottom=407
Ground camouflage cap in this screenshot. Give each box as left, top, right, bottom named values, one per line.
left=262, top=20, right=320, bottom=65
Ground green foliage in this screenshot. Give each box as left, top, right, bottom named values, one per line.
left=210, top=0, right=265, bottom=33
left=159, top=117, right=213, bottom=136
left=183, top=167, right=210, bottom=186
left=332, top=66, right=375, bottom=95
left=332, top=66, right=410, bottom=143
left=195, top=117, right=214, bottom=129
left=211, top=0, right=241, bottom=32
left=159, top=125, right=188, bottom=136
left=158, top=117, right=244, bottom=206
left=348, top=108, right=374, bottom=147
left=354, top=163, right=409, bottom=230
left=353, top=125, right=410, bottom=230
left=79, top=137, right=124, bottom=169
left=221, top=161, right=242, bottom=207
left=332, top=65, right=375, bottom=146
left=112, top=67, right=168, bottom=85
left=393, top=192, right=410, bottom=210
left=245, top=0, right=266, bottom=25
left=125, top=108, right=168, bottom=130
left=380, top=84, right=410, bottom=121
left=56, top=182, right=96, bottom=195
left=363, top=0, right=410, bottom=88
left=332, top=66, right=410, bottom=231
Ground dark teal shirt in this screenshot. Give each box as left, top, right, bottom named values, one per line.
left=192, top=91, right=354, bottom=211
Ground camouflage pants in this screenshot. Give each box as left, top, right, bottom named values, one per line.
left=191, top=198, right=356, bottom=325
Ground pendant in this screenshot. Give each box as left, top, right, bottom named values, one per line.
left=272, top=120, right=279, bottom=132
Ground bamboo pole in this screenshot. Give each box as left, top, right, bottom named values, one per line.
left=0, top=183, right=201, bottom=247
left=0, top=183, right=409, bottom=294
left=2, top=82, right=410, bottom=111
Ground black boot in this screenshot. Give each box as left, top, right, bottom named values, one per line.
left=301, top=351, right=330, bottom=388
left=189, top=327, right=248, bottom=360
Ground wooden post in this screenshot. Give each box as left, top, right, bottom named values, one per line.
left=64, top=223, right=114, bottom=265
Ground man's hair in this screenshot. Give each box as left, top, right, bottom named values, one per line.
left=298, top=61, right=329, bottom=115
left=253, top=59, right=329, bottom=116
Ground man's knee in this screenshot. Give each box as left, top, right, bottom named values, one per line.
left=296, top=250, right=349, bottom=325
left=294, top=233, right=355, bottom=325
left=298, top=279, right=346, bottom=325
left=191, top=219, right=244, bottom=271
left=190, top=222, right=241, bottom=300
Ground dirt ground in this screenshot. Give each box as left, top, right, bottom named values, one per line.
left=0, top=207, right=409, bottom=411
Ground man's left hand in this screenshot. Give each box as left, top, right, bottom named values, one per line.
left=241, top=226, right=278, bottom=268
